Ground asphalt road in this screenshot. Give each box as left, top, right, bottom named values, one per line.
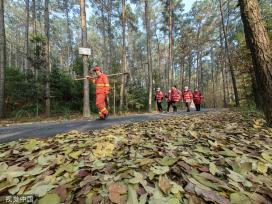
left=0, top=109, right=214, bottom=143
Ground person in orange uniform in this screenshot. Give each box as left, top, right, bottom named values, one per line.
left=193, top=88, right=204, bottom=111
left=182, top=86, right=193, bottom=112
left=170, top=86, right=181, bottom=112
left=154, top=88, right=164, bottom=112
left=87, top=66, right=110, bottom=120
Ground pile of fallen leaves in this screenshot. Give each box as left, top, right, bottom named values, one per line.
left=0, top=111, right=272, bottom=204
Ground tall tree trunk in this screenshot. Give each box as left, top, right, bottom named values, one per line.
left=188, top=53, right=192, bottom=89
left=32, top=0, right=36, bottom=34
left=120, top=0, right=127, bottom=110
left=200, top=52, right=203, bottom=90
left=239, top=0, right=272, bottom=126
left=107, top=0, right=113, bottom=68
left=101, top=8, right=107, bottom=70
left=64, top=0, right=73, bottom=75
left=163, top=33, right=167, bottom=90
left=219, top=0, right=240, bottom=107
left=145, top=0, right=153, bottom=113
left=211, top=47, right=216, bottom=108
left=168, top=0, right=173, bottom=88
left=196, top=26, right=200, bottom=88
left=0, top=0, right=6, bottom=118
left=219, top=25, right=227, bottom=107
left=80, top=0, right=90, bottom=117
left=180, top=56, right=185, bottom=90
left=24, top=0, right=30, bottom=74
left=16, top=26, right=19, bottom=69
left=44, top=0, right=51, bottom=117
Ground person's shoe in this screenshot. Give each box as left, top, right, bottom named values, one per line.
left=96, top=116, right=105, bottom=120
left=104, top=113, right=109, bottom=119
left=187, top=109, right=190, bottom=112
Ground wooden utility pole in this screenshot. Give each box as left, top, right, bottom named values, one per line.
left=80, top=0, right=90, bottom=117
left=239, top=0, right=272, bottom=126
left=145, top=0, right=153, bottom=113
left=0, top=0, right=6, bottom=118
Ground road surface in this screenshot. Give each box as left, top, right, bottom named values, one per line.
left=0, top=109, right=214, bottom=143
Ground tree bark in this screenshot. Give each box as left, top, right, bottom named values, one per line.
left=211, top=47, right=216, bottom=108
left=120, top=0, right=127, bottom=110
left=219, top=0, right=240, bottom=107
left=188, top=53, right=192, bottom=89
left=32, top=0, right=36, bottom=34
left=239, top=0, right=272, bottom=126
left=0, top=0, right=6, bottom=118
left=64, top=0, right=73, bottom=75
left=101, top=7, right=107, bottom=69
left=144, top=0, right=153, bottom=113
left=168, top=0, right=173, bottom=88
left=107, top=0, right=113, bottom=67
left=24, top=0, right=30, bottom=74
left=219, top=25, right=227, bottom=107
left=44, top=0, right=51, bottom=117
left=80, top=0, right=90, bottom=117
left=180, top=56, right=185, bottom=90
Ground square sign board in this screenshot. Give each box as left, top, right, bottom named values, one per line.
left=79, top=47, right=91, bottom=55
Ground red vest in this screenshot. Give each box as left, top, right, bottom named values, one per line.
left=156, top=91, right=164, bottom=102
left=193, top=91, right=203, bottom=104
left=182, top=90, right=193, bottom=101
left=171, top=88, right=180, bottom=102
left=94, top=73, right=110, bottom=94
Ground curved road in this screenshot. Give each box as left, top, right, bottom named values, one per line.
left=0, top=109, right=214, bottom=143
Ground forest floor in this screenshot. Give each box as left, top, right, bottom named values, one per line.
left=0, top=109, right=272, bottom=204
left=0, top=109, right=214, bottom=144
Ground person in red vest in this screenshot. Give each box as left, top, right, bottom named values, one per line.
left=87, top=66, right=110, bottom=120
left=170, top=86, right=181, bottom=112
left=182, top=86, right=193, bottom=112
left=165, top=90, right=171, bottom=112
left=154, top=88, right=164, bottom=112
left=193, top=88, right=203, bottom=111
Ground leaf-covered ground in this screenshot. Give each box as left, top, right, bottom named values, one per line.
left=0, top=110, right=272, bottom=204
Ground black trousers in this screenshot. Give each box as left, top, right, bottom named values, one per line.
left=195, top=104, right=201, bottom=111
left=172, top=102, right=177, bottom=112
left=167, top=102, right=171, bottom=112
left=185, top=102, right=190, bottom=112
left=167, top=101, right=177, bottom=112
left=157, top=101, right=163, bottom=112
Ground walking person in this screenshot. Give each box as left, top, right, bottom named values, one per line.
left=170, top=86, right=181, bottom=112
left=193, top=88, right=203, bottom=111
left=155, top=88, right=164, bottom=112
left=182, top=86, right=193, bottom=112
left=87, top=66, right=110, bottom=120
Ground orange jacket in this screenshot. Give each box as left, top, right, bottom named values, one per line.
left=155, top=91, right=164, bottom=102
left=171, top=88, right=181, bottom=102
left=90, top=73, right=110, bottom=94
left=182, top=90, right=193, bottom=101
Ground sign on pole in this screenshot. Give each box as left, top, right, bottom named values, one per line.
left=79, top=47, right=91, bottom=55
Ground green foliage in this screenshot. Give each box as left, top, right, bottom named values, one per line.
left=126, top=84, right=148, bottom=112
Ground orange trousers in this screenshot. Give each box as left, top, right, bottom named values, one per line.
left=96, top=93, right=108, bottom=118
